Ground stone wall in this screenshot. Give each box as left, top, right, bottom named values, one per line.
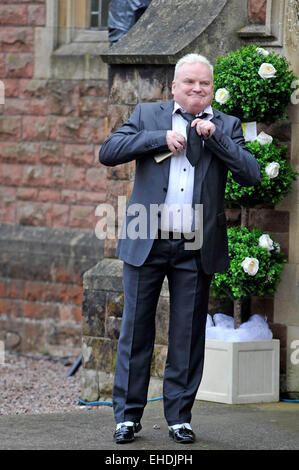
left=0, top=0, right=108, bottom=354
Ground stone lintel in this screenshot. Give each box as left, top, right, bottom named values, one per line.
left=101, top=0, right=228, bottom=65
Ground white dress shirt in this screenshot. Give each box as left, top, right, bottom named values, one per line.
left=160, top=102, right=213, bottom=234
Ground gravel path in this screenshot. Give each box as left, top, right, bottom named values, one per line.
left=0, top=352, right=88, bottom=415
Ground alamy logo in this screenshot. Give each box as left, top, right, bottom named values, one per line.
left=95, top=197, right=204, bottom=250
left=291, top=79, right=299, bottom=105
left=290, top=339, right=299, bottom=366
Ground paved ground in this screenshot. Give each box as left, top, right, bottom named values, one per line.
left=0, top=399, right=298, bottom=451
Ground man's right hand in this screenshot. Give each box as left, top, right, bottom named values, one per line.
left=166, top=130, right=186, bottom=155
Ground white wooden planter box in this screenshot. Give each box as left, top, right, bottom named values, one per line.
left=196, top=339, right=280, bottom=404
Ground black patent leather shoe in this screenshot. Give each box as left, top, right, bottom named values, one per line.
left=169, top=425, right=195, bottom=444
left=114, top=423, right=142, bottom=444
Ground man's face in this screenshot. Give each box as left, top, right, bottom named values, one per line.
left=171, top=62, right=214, bottom=114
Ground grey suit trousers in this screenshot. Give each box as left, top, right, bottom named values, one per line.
left=113, top=235, right=213, bottom=426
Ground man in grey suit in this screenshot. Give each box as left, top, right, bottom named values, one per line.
left=99, top=53, right=260, bottom=444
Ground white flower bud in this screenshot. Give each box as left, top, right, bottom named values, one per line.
left=241, top=257, right=259, bottom=276
left=258, top=63, right=276, bottom=79
left=256, top=131, right=273, bottom=145
left=256, top=47, right=269, bottom=57
left=215, top=88, right=230, bottom=105
left=265, top=162, right=280, bottom=178
left=259, top=234, right=274, bottom=252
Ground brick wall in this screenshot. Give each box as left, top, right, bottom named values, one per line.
left=0, top=1, right=108, bottom=229
left=0, top=0, right=108, bottom=354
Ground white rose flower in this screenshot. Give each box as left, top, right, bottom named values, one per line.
left=258, top=63, right=276, bottom=79
left=265, top=161, right=280, bottom=178
left=256, top=47, right=269, bottom=57
left=241, top=257, right=259, bottom=276
left=215, top=88, right=230, bottom=105
left=273, top=242, right=280, bottom=253
left=259, top=234, right=274, bottom=252
left=256, top=131, right=273, bottom=145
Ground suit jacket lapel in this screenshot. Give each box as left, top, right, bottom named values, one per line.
left=193, top=108, right=224, bottom=205
left=154, top=100, right=174, bottom=183
left=200, top=108, right=223, bottom=182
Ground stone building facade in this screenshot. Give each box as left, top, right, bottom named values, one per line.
left=0, top=0, right=298, bottom=395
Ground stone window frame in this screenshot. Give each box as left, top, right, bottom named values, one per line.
left=238, top=0, right=285, bottom=47
left=57, top=0, right=109, bottom=45
left=34, top=0, right=109, bottom=79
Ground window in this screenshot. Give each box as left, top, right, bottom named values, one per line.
left=90, top=0, right=109, bottom=29
left=238, top=0, right=285, bottom=47
left=57, top=0, right=109, bottom=45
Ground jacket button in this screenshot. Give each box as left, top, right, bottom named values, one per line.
left=163, top=187, right=167, bottom=192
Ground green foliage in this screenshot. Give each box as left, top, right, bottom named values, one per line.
left=225, top=140, right=298, bottom=207
left=211, top=227, right=286, bottom=300
left=213, top=45, right=297, bottom=123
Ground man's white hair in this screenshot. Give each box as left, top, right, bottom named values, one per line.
left=174, top=53, right=214, bottom=81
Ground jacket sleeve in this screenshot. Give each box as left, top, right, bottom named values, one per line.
left=99, top=104, right=168, bottom=167
left=205, top=117, right=261, bottom=187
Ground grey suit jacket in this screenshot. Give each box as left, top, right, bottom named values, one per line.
left=99, top=100, right=261, bottom=274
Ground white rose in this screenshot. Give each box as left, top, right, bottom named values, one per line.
left=259, top=234, right=274, bottom=252
left=258, top=63, right=276, bottom=79
left=265, top=161, right=280, bottom=178
left=215, top=88, right=230, bottom=105
left=256, top=131, right=273, bottom=145
left=241, top=257, right=259, bottom=276
left=274, top=242, right=280, bottom=253
left=256, top=47, right=269, bottom=57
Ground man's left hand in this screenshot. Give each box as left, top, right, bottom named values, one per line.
left=191, top=119, right=216, bottom=139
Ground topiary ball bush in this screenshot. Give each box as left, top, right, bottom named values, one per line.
left=225, top=139, right=298, bottom=207
left=213, top=45, right=298, bottom=124
left=211, top=226, right=286, bottom=300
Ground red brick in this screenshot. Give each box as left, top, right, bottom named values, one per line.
left=248, top=0, right=267, bottom=24
left=5, top=98, right=50, bottom=115
left=40, top=142, right=63, bottom=165
left=0, top=163, right=23, bottom=186
left=38, top=189, right=60, bottom=202
left=2, top=79, right=19, bottom=97
left=56, top=117, right=106, bottom=144
left=79, top=80, right=109, bottom=97
left=51, top=166, right=86, bottom=190
left=85, top=167, right=107, bottom=192
left=69, top=205, right=97, bottom=229
left=17, top=187, right=38, bottom=200
left=0, top=278, right=25, bottom=299
left=78, top=96, right=108, bottom=118
left=28, top=4, right=45, bottom=26
left=23, top=281, right=68, bottom=304
left=5, top=53, right=34, bottom=78
left=16, top=201, right=52, bottom=226
left=0, top=186, right=16, bottom=223
left=0, top=5, right=28, bottom=26
left=19, top=79, right=49, bottom=98
left=64, top=144, right=94, bottom=167
left=23, top=301, right=60, bottom=320
left=22, top=116, right=56, bottom=141
left=52, top=203, right=69, bottom=227
left=66, top=284, right=83, bottom=306
left=0, top=27, right=34, bottom=52
left=61, top=190, right=77, bottom=204
left=0, top=298, right=24, bottom=317
left=0, top=54, right=5, bottom=77
left=22, top=165, right=52, bottom=187
left=0, top=142, right=40, bottom=164
left=76, top=190, right=106, bottom=204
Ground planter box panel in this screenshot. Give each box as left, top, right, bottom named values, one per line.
left=197, top=339, right=280, bottom=404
